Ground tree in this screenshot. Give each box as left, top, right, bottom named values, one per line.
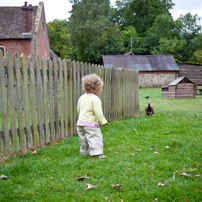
left=174, top=13, right=202, bottom=63
left=114, top=0, right=175, bottom=35
left=193, top=50, right=202, bottom=65
left=152, top=37, right=185, bottom=63
left=95, top=25, right=124, bottom=63
left=120, top=25, right=143, bottom=54
left=47, top=20, right=74, bottom=59
left=176, top=13, right=201, bottom=41
left=143, top=14, right=177, bottom=53
left=68, top=0, right=111, bottom=63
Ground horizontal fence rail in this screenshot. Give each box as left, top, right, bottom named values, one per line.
left=0, top=51, right=139, bottom=155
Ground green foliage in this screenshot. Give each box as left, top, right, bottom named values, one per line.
left=193, top=50, right=202, bottom=65
left=143, top=14, right=177, bottom=51
left=176, top=13, right=201, bottom=40
left=121, top=25, right=143, bottom=53
left=114, top=0, right=175, bottom=35
left=1, top=88, right=202, bottom=201
left=152, top=37, right=185, bottom=63
left=68, top=0, right=111, bottom=63
left=95, top=25, right=124, bottom=63
left=46, top=0, right=202, bottom=65
left=47, top=20, right=74, bottom=59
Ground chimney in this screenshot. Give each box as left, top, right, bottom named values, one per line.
left=22, top=2, right=33, bottom=33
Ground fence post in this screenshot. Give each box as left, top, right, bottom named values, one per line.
left=21, top=53, right=32, bottom=149
left=73, top=61, right=77, bottom=135
left=42, top=57, right=50, bottom=143
left=0, top=51, right=10, bottom=155
left=6, top=51, right=18, bottom=152
left=63, top=59, right=68, bottom=138
left=134, top=70, right=139, bottom=116
left=48, top=57, right=55, bottom=141
left=28, top=55, right=38, bottom=147
left=36, top=56, right=44, bottom=145
left=67, top=60, right=73, bottom=136
left=53, top=58, right=59, bottom=140
left=14, top=53, right=26, bottom=151
left=58, top=58, right=64, bottom=139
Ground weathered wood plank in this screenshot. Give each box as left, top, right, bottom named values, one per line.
left=14, top=53, right=25, bottom=151
left=176, top=83, right=194, bottom=87
left=117, top=69, right=122, bottom=119
left=76, top=61, right=81, bottom=109
left=53, top=58, right=59, bottom=140
left=36, top=56, right=44, bottom=145
left=98, top=66, right=104, bottom=113
left=42, top=57, right=50, bottom=143
left=28, top=55, right=38, bottom=147
left=58, top=58, right=64, bottom=139
left=110, top=68, right=115, bottom=119
left=84, top=62, right=87, bottom=76
left=47, top=58, right=55, bottom=141
left=67, top=60, right=73, bottom=136
left=121, top=68, right=126, bottom=118
left=0, top=51, right=10, bottom=155
left=63, top=59, right=68, bottom=138
left=104, top=67, right=108, bottom=119
left=21, top=53, right=32, bottom=149
left=134, top=70, right=139, bottom=116
left=6, top=51, right=18, bottom=152
left=73, top=61, right=77, bottom=135
left=108, top=68, right=112, bottom=119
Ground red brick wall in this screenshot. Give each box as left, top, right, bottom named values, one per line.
left=0, top=39, right=31, bottom=57
left=0, top=4, right=50, bottom=63
left=22, top=6, right=33, bottom=33
left=35, top=6, right=49, bottom=59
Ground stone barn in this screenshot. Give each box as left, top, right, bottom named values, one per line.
left=102, top=55, right=179, bottom=88
left=161, top=76, right=195, bottom=99
left=0, top=2, right=54, bottom=60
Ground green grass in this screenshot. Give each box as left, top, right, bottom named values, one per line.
left=0, top=88, right=202, bottom=202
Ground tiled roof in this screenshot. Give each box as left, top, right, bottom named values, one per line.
left=0, top=6, right=37, bottom=39
left=102, top=55, right=179, bottom=72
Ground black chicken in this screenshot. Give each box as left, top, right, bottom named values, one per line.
left=145, top=102, right=154, bottom=116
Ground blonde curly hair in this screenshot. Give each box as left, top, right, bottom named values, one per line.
left=82, top=74, right=104, bottom=93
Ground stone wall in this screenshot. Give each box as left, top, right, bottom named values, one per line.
left=139, top=72, right=177, bottom=88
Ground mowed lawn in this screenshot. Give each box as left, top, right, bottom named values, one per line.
left=0, top=88, right=202, bottom=202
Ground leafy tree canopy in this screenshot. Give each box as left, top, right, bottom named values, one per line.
left=68, top=0, right=111, bottom=63
left=47, top=20, right=74, bottom=59
left=114, top=0, right=175, bottom=35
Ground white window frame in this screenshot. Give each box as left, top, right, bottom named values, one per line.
left=0, top=46, right=5, bottom=57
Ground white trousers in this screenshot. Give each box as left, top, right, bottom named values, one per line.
left=77, top=126, right=103, bottom=156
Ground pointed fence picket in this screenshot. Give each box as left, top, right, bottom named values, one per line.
left=0, top=51, right=139, bottom=156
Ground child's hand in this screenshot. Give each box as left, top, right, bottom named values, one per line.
left=102, top=122, right=109, bottom=126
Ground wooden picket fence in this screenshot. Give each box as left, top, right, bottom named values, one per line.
left=0, top=51, right=139, bottom=155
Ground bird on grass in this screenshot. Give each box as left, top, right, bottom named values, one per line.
left=145, top=96, right=149, bottom=99
left=145, top=102, right=154, bottom=116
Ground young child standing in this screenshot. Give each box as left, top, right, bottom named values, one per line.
left=77, top=74, right=109, bottom=159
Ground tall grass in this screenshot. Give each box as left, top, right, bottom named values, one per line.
left=0, top=88, right=202, bottom=202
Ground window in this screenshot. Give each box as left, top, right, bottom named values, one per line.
left=0, top=46, right=5, bottom=57
left=42, top=22, right=44, bottom=31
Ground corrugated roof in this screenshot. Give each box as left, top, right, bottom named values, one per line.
left=102, top=55, right=179, bottom=72
left=0, top=6, right=37, bottom=39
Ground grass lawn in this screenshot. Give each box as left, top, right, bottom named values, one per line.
left=0, top=88, right=202, bottom=202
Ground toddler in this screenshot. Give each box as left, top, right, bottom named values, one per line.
left=77, top=74, right=109, bottom=158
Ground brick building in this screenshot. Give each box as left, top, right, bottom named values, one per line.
left=0, top=2, right=56, bottom=60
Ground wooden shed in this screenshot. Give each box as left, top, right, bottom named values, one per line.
left=161, top=77, right=195, bottom=99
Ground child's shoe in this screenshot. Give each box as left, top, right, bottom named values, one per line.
left=93, top=155, right=107, bottom=159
